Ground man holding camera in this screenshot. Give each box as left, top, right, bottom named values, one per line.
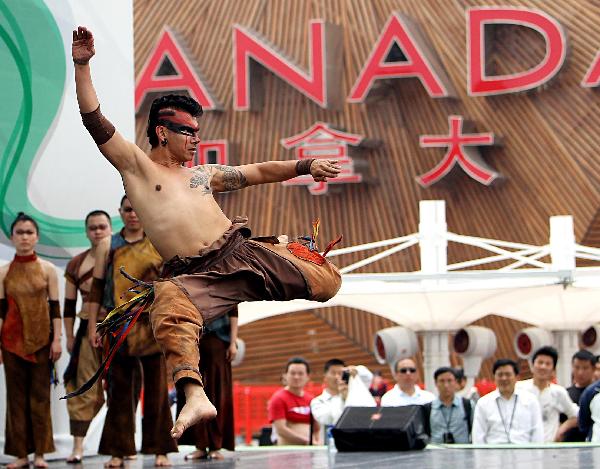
left=311, top=359, right=374, bottom=430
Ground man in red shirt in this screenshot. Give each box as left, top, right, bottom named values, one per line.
left=268, top=357, right=320, bottom=445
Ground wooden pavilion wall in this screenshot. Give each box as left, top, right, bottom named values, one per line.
left=133, top=0, right=600, bottom=383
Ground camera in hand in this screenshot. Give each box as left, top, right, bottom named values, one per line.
left=341, top=370, right=350, bottom=383
left=442, top=432, right=455, bottom=444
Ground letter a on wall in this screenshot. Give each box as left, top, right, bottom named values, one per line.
left=135, top=28, right=221, bottom=112
left=467, top=7, right=567, bottom=96
left=348, top=12, right=456, bottom=102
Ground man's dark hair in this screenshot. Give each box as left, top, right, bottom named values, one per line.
left=394, top=358, right=416, bottom=373
left=10, top=212, right=39, bottom=235
left=285, top=356, right=310, bottom=374
left=85, top=210, right=112, bottom=227
left=532, top=346, right=559, bottom=369
left=146, top=94, right=203, bottom=148
left=493, top=358, right=520, bottom=375
left=120, top=195, right=128, bottom=207
left=572, top=349, right=596, bottom=366
left=434, top=366, right=458, bottom=381
left=324, top=358, right=345, bottom=373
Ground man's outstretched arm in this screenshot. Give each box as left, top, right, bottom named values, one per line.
left=210, top=159, right=341, bottom=192
left=73, top=26, right=140, bottom=172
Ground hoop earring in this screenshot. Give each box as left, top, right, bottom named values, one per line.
left=161, top=138, right=168, bottom=146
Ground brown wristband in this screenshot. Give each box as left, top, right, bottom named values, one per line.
left=81, top=105, right=116, bottom=145
left=63, top=298, right=77, bottom=319
left=49, top=300, right=61, bottom=320
left=296, top=159, right=315, bottom=176
left=88, top=277, right=105, bottom=304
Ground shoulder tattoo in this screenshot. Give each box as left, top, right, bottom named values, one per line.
left=211, top=165, right=248, bottom=191
left=189, top=167, right=211, bottom=194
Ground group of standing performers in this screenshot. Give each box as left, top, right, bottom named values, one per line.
left=0, top=205, right=238, bottom=467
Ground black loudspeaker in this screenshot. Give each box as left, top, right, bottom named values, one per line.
left=331, top=406, right=428, bottom=452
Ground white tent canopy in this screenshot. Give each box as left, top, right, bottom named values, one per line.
left=238, top=200, right=600, bottom=389
left=239, top=198, right=600, bottom=333
left=238, top=275, right=600, bottom=330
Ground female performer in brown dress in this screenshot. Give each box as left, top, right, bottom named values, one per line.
left=0, top=213, right=62, bottom=469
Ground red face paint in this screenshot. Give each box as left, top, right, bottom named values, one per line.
left=157, top=108, right=200, bottom=133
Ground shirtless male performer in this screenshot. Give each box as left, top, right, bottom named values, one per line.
left=72, top=26, right=342, bottom=440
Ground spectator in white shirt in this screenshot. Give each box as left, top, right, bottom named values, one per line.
left=517, top=346, right=578, bottom=442
left=380, top=358, right=435, bottom=407
left=473, top=359, right=544, bottom=444
left=310, top=359, right=374, bottom=430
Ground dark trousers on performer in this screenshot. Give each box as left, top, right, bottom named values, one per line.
left=98, top=351, right=177, bottom=456
left=176, top=334, right=235, bottom=451
left=3, top=346, right=55, bottom=457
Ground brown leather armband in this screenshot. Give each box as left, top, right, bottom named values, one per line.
left=0, top=298, right=7, bottom=320
left=63, top=298, right=77, bottom=319
left=88, top=277, right=105, bottom=304
left=296, top=159, right=315, bottom=176
left=49, top=300, right=61, bottom=319
left=81, top=105, right=116, bottom=145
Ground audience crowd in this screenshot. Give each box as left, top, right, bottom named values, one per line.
left=268, top=346, right=600, bottom=446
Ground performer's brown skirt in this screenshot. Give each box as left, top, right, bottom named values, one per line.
left=98, top=352, right=177, bottom=456
left=176, top=334, right=235, bottom=451
left=65, top=326, right=105, bottom=437
left=150, top=217, right=341, bottom=385
left=3, top=346, right=55, bottom=457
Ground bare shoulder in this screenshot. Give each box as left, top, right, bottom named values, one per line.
left=39, top=258, right=58, bottom=274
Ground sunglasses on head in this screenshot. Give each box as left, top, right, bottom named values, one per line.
left=398, top=367, right=417, bottom=374
left=158, top=119, right=199, bottom=138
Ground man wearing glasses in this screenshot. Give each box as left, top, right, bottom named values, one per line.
left=380, top=358, right=435, bottom=407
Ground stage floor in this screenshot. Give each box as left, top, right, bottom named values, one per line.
left=3, top=445, right=600, bottom=469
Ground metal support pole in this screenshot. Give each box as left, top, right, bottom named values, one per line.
left=419, top=201, right=450, bottom=391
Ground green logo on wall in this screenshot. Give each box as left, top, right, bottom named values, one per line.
left=0, top=0, right=120, bottom=257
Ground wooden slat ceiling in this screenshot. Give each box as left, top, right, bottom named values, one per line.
left=133, top=0, right=599, bottom=382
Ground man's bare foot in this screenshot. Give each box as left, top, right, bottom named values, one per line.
left=67, top=436, right=84, bottom=463
left=154, top=455, right=171, bottom=467
left=184, top=450, right=208, bottom=461
left=103, top=457, right=124, bottom=468
left=66, top=453, right=83, bottom=464
left=32, top=456, right=47, bottom=469
left=208, top=450, right=224, bottom=460
left=170, top=383, right=216, bottom=440
left=6, top=457, right=29, bottom=469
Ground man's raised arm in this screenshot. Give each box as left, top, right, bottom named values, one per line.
left=210, top=159, right=341, bottom=192
left=72, top=26, right=140, bottom=172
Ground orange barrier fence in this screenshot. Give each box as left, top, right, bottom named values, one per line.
left=233, top=382, right=324, bottom=445
left=232, top=380, right=496, bottom=444
left=159, top=381, right=496, bottom=443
